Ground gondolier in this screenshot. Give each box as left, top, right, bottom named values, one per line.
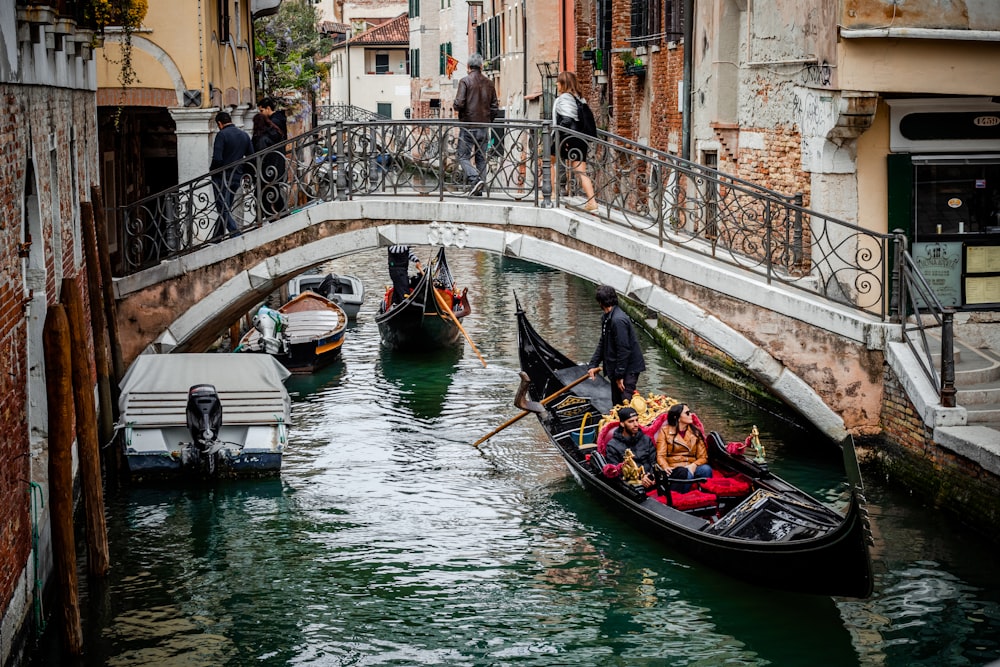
left=387, top=245, right=424, bottom=304
left=586, top=285, right=646, bottom=406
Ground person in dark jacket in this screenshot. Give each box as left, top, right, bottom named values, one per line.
left=604, top=407, right=656, bottom=489
left=211, top=111, right=253, bottom=239
left=387, top=244, right=424, bottom=304
left=251, top=112, right=286, bottom=218
left=257, top=97, right=287, bottom=140
left=453, top=53, right=498, bottom=196
left=586, top=284, right=647, bottom=405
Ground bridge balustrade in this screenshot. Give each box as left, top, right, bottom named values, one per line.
left=114, top=118, right=896, bottom=320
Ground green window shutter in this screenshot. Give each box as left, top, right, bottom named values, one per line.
left=887, top=153, right=914, bottom=240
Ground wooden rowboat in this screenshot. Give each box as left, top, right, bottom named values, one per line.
left=239, top=291, right=347, bottom=374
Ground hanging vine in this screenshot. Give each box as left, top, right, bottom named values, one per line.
left=84, top=0, right=149, bottom=125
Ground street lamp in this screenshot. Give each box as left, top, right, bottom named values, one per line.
left=537, top=61, right=559, bottom=119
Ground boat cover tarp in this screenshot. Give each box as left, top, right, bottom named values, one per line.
left=118, top=354, right=291, bottom=427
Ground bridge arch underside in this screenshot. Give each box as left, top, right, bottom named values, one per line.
left=115, top=200, right=894, bottom=441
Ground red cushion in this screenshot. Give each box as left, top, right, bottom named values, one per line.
left=646, top=488, right=716, bottom=510
left=700, top=472, right=752, bottom=497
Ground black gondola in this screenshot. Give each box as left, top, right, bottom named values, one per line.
left=375, top=246, right=472, bottom=350
left=515, top=296, right=874, bottom=598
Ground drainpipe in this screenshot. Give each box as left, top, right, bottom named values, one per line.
left=681, top=0, right=694, bottom=161
left=522, top=0, right=528, bottom=116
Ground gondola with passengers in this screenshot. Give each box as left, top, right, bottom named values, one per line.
left=513, top=296, right=874, bottom=598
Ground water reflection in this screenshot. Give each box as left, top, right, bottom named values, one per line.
left=377, top=344, right=464, bottom=420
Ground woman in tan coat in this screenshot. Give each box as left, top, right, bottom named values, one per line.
left=655, top=403, right=713, bottom=492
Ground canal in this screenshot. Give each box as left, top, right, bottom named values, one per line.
left=38, top=248, right=1000, bottom=665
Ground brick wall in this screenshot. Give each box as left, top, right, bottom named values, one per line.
left=735, top=126, right=811, bottom=207
left=0, top=85, right=32, bottom=620
left=877, top=365, right=1000, bottom=536
left=573, top=0, right=685, bottom=154
left=1, top=83, right=98, bottom=620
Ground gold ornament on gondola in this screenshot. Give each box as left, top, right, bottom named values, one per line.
left=621, top=449, right=644, bottom=483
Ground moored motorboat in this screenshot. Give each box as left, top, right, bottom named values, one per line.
left=239, top=291, right=348, bottom=373
left=287, top=272, right=365, bottom=320
left=375, top=246, right=472, bottom=351
left=514, top=296, right=874, bottom=598
left=117, top=353, right=292, bottom=479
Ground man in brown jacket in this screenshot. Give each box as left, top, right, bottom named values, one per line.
left=453, top=53, right=499, bottom=196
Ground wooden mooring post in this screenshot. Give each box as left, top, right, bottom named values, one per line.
left=89, top=185, right=125, bottom=384
left=61, top=278, right=111, bottom=577
left=42, top=305, right=83, bottom=656
left=80, top=201, right=117, bottom=472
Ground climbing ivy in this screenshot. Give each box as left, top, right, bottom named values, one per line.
left=254, top=1, right=331, bottom=103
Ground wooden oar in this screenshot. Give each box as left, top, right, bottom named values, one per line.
left=473, top=371, right=594, bottom=447
left=433, top=287, right=487, bottom=367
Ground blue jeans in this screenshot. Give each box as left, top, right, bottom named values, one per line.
left=457, top=127, right=488, bottom=183
left=212, top=171, right=243, bottom=238
left=670, top=464, right=713, bottom=494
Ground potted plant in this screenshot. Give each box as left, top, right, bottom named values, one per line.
left=621, top=52, right=646, bottom=77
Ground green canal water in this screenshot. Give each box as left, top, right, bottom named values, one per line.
left=36, top=249, right=1000, bottom=666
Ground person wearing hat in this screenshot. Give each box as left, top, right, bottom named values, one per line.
left=586, top=285, right=646, bottom=406
left=655, top=402, right=712, bottom=493
left=604, top=407, right=656, bottom=489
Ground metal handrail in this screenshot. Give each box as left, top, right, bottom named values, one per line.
left=316, top=104, right=389, bottom=123
left=893, top=232, right=957, bottom=407
left=113, top=116, right=901, bottom=322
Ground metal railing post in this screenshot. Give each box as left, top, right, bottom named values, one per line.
left=541, top=123, right=552, bottom=207
left=792, top=193, right=803, bottom=266
left=764, top=199, right=773, bottom=284
left=891, top=230, right=907, bottom=323
left=941, top=310, right=957, bottom=407
left=335, top=122, right=347, bottom=201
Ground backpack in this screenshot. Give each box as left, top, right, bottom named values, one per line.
left=574, top=97, right=598, bottom=138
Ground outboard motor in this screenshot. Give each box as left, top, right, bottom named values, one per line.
left=252, top=305, right=288, bottom=354
left=186, top=384, right=223, bottom=452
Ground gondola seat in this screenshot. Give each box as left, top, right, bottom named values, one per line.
left=650, top=465, right=718, bottom=514
left=646, top=488, right=718, bottom=512
left=699, top=471, right=752, bottom=498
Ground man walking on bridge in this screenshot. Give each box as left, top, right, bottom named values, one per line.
left=454, top=53, right=498, bottom=197
left=211, top=111, right=253, bottom=240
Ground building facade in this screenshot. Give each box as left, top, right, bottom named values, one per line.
left=691, top=0, right=1000, bottom=330
left=328, top=12, right=411, bottom=118
left=93, top=0, right=270, bottom=270
left=2, top=2, right=102, bottom=662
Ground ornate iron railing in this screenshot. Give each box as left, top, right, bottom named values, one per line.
left=114, top=118, right=898, bottom=321
left=316, top=104, right=389, bottom=123
left=893, top=233, right=957, bottom=407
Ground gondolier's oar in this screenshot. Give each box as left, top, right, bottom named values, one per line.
left=473, top=371, right=594, bottom=447
left=433, top=288, right=487, bottom=368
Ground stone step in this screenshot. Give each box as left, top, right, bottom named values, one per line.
left=928, top=337, right=1000, bottom=386
left=965, top=402, right=1000, bottom=427
left=956, top=380, right=1000, bottom=406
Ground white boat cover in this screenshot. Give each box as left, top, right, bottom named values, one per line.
left=118, top=353, right=291, bottom=428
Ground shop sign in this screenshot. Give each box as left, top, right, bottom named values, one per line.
left=913, top=241, right=962, bottom=308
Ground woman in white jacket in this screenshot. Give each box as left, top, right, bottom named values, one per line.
left=551, top=71, right=597, bottom=212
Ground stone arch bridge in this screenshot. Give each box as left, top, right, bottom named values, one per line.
left=114, top=197, right=897, bottom=442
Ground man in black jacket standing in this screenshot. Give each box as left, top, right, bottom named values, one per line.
left=453, top=53, right=498, bottom=197
left=587, top=284, right=646, bottom=406
left=211, top=111, right=253, bottom=239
